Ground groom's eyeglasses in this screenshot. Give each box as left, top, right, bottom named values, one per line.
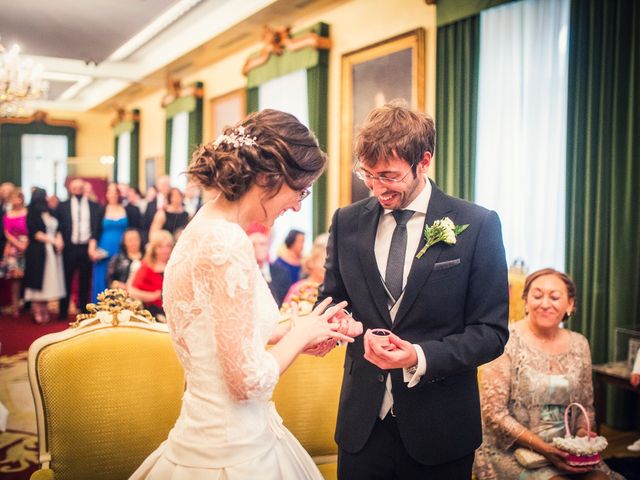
left=353, top=163, right=413, bottom=185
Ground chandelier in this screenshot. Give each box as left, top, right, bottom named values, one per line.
left=0, top=36, right=49, bottom=117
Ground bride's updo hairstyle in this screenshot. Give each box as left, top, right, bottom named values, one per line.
left=188, top=109, right=326, bottom=201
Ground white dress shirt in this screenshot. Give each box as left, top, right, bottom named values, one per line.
left=374, top=178, right=431, bottom=418
left=71, top=196, right=91, bottom=244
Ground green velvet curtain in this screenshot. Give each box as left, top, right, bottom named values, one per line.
left=113, top=109, right=140, bottom=188
left=164, top=82, right=203, bottom=173
left=435, top=16, right=480, bottom=201
left=246, top=88, right=259, bottom=115
left=565, top=0, right=640, bottom=427
left=164, top=118, right=173, bottom=175
left=0, top=121, right=76, bottom=186
left=437, top=0, right=514, bottom=26
left=307, top=56, right=329, bottom=234
left=243, top=22, right=329, bottom=236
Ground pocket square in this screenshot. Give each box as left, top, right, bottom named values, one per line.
left=433, top=258, right=461, bottom=271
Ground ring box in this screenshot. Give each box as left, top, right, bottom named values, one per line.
left=369, top=328, right=392, bottom=347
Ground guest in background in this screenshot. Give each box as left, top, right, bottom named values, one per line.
left=150, top=187, right=189, bottom=238
left=47, top=194, right=60, bottom=212
left=83, top=181, right=98, bottom=203
left=283, top=233, right=328, bottom=305
left=91, top=183, right=130, bottom=301
left=0, top=182, right=16, bottom=260
left=107, top=228, right=143, bottom=291
left=117, top=183, right=130, bottom=203
left=275, top=228, right=305, bottom=290
left=474, top=268, right=622, bottom=480
left=23, top=188, right=65, bottom=325
left=248, top=224, right=290, bottom=307
left=2, top=189, right=28, bottom=315
left=142, top=175, right=171, bottom=234
left=127, top=186, right=147, bottom=216
left=56, top=178, right=100, bottom=318
left=128, top=229, right=173, bottom=319
left=184, top=182, right=202, bottom=218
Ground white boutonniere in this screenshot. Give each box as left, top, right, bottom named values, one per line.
left=416, top=217, right=469, bottom=259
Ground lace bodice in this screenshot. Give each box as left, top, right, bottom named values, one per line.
left=161, top=217, right=281, bottom=450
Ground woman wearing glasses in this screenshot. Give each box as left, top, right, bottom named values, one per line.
left=130, top=109, right=362, bottom=480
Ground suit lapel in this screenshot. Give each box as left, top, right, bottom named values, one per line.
left=393, top=182, right=457, bottom=327
left=357, top=198, right=393, bottom=327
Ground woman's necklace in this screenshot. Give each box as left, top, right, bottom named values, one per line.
left=526, top=319, right=558, bottom=344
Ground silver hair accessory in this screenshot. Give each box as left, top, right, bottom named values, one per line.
left=213, top=126, right=258, bottom=149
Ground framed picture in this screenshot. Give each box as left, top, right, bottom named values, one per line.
left=340, top=28, right=426, bottom=205
left=209, top=88, right=246, bottom=141
left=628, top=337, right=640, bottom=371
left=145, top=156, right=162, bottom=192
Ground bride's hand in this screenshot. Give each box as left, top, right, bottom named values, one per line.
left=330, top=309, right=363, bottom=338
left=289, top=297, right=354, bottom=348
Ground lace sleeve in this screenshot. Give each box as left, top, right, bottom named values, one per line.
left=196, top=227, right=279, bottom=402
left=574, top=334, right=596, bottom=430
left=480, top=344, right=526, bottom=449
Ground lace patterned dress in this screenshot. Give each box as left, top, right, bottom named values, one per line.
left=130, top=217, right=322, bottom=480
left=474, top=326, right=624, bottom=480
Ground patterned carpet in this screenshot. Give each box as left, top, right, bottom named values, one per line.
left=0, top=352, right=38, bottom=480
left=0, top=314, right=69, bottom=480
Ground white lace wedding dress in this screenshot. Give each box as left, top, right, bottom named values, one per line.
left=130, top=217, right=323, bottom=480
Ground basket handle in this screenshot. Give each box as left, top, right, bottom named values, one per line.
left=564, top=402, right=591, bottom=439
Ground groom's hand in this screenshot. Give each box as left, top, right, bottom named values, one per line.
left=363, top=330, right=417, bottom=370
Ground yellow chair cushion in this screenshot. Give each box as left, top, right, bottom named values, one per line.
left=272, top=347, right=344, bottom=458
left=34, top=327, right=184, bottom=480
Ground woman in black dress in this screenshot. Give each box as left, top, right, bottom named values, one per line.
left=149, top=187, right=189, bottom=238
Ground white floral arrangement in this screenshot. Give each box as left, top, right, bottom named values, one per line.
left=552, top=435, right=608, bottom=456
left=416, top=216, right=469, bottom=259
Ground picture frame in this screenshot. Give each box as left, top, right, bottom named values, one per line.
left=145, top=156, right=162, bottom=192
left=340, top=28, right=426, bottom=205
left=209, top=88, right=246, bottom=141
left=628, top=337, right=640, bottom=371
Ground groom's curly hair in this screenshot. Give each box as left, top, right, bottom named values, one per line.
left=188, top=109, right=326, bottom=202
left=354, top=99, right=435, bottom=171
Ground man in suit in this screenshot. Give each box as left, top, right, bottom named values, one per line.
left=57, top=178, right=100, bottom=318
left=142, top=175, right=171, bottom=237
left=318, top=102, right=509, bottom=479
left=248, top=227, right=290, bottom=307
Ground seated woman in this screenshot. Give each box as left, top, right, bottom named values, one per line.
left=128, top=229, right=173, bottom=319
left=283, top=233, right=328, bottom=305
left=107, top=228, right=143, bottom=290
left=474, top=268, right=623, bottom=480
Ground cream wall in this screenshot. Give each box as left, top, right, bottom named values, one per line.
left=124, top=0, right=436, bottom=221
left=46, top=110, right=113, bottom=158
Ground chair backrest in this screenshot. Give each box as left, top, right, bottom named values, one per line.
left=271, top=346, right=345, bottom=461
left=28, top=317, right=184, bottom=480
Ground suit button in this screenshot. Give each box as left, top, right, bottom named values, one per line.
left=377, top=374, right=385, bottom=382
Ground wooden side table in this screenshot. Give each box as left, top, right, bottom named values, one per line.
left=592, top=361, right=639, bottom=430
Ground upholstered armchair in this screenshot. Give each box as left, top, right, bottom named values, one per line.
left=28, top=290, right=185, bottom=480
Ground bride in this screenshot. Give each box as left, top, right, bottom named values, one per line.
left=130, top=109, right=362, bottom=479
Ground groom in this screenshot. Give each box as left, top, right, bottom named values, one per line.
left=318, top=101, right=509, bottom=479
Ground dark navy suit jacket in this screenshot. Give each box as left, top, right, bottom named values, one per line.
left=318, top=181, right=509, bottom=465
